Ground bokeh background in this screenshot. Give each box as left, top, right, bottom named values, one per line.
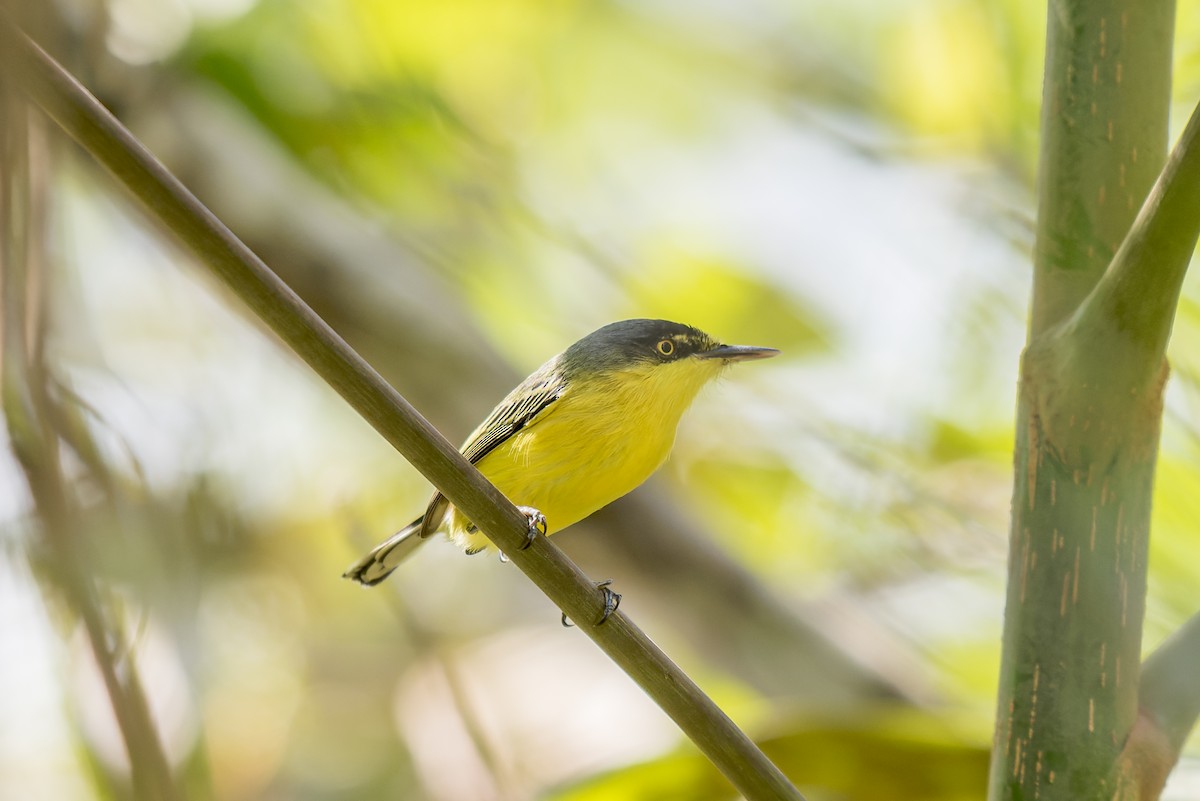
left=2, top=0, right=1200, bottom=799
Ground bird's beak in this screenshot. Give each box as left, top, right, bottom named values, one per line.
left=697, top=344, right=780, bottom=362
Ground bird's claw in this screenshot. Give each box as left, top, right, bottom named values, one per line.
left=561, top=579, right=622, bottom=628
left=595, top=580, right=622, bottom=624
left=517, top=506, right=547, bottom=550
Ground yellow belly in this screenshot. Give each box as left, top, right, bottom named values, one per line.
left=445, top=363, right=716, bottom=552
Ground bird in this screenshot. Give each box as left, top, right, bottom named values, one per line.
left=343, top=318, right=778, bottom=588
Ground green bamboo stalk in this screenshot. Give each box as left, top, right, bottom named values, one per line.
left=1085, top=99, right=1200, bottom=792
left=988, top=0, right=1197, bottom=797
left=1071, top=96, right=1200, bottom=364
left=1028, top=0, right=1174, bottom=337
left=0, top=15, right=804, bottom=801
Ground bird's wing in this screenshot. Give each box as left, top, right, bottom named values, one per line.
left=417, top=367, right=568, bottom=539
left=460, top=373, right=567, bottom=465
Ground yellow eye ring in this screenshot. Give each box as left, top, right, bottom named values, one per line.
left=656, top=339, right=675, bottom=356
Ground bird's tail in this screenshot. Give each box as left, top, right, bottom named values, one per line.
left=343, top=516, right=428, bottom=586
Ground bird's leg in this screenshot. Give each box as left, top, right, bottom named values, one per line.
left=517, top=506, right=547, bottom=550
left=561, top=579, right=622, bottom=628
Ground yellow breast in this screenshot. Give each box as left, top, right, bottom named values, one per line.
left=448, top=357, right=724, bottom=552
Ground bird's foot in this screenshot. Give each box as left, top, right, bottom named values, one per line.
left=500, top=507, right=547, bottom=562
left=561, top=579, right=622, bottom=628
left=517, top=506, right=547, bottom=550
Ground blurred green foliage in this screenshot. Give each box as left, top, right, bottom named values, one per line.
left=3, top=0, right=1200, bottom=800
left=551, top=708, right=989, bottom=801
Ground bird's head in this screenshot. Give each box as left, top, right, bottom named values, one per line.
left=560, top=319, right=778, bottom=407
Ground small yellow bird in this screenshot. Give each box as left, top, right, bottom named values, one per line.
left=344, top=318, right=778, bottom=587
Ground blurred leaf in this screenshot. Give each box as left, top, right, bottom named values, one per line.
left=627, top=248, right=832, bottom=354
left=925, top=420, right=1012, bottom=465
left=677, top=455, right=818, bottom=576
left=181, top=0, right=497, bottom=223
left=546, top=707, right=989, bottom=801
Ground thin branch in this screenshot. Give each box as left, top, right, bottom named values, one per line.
left=0, top=16, right=805, bottom=801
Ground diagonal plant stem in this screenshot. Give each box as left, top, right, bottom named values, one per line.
left=1067, top=95, right=1200, bottom=379
left=0, top=16, right=805, bottom=801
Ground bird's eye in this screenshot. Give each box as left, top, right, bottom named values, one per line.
left=656, top=339, right=675, bottom=356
